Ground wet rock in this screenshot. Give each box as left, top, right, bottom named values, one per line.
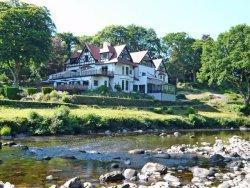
left=153, top=153, right=171, bottom=159
left=230, top=152, right=240, bottom=158
left=2, top=141, right=17, bottom=147
left=141, top=162, right=167, bottom=174
left=111, top=163, right=119, bottom=168
left=42, top=156, right=52, bottom=160
left=13, top=144, right=29, bottom=150
left=115, top=183, right=137, bottom=188
left=128, top=149, right=145, bottom=154
left=210, top=154, right=225, bottom=166
left=163, top=173, right=181, bottom=187
left=123, top=169, right=137, bottom=180
left=173, top=132, right=180, bottom=137
left=105, top=130, right=111, bottom=135
left=46, top=175, right=54, bottom=181
left=99, top=171, right=124, bottom=183
left=226, top=161, right=244, bottom=171
left=60, top=177, right=83, bottom=188
left=79, top=150, right=86, bottom=153
left=124, top=159, right=131, bottom=165
left=59, top=156, right=77, bottom=160
left=83, top=182, right=95, bottom=188
left=0, top=142, right=2, bottom=149
left=159, top=133, right=167, bottom=137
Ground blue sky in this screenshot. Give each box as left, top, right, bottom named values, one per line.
left=22, top=0, right=250, bottom=39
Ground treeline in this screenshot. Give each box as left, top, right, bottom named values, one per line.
left=0, top=1, right=249, bottom=106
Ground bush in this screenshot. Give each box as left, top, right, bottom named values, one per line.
left=4, top=86, right=21, bottom=100
left=152, top=107, right=164, bottom=114
left=26, top=87, right=39, bottom=95
left=186, top=107, right=197, bottom=115
left=176, top=93, right=187, bottom=100
left=95, top=85, right=110, bottom=95
left=188, top=114, right=206, bottom=126
left=42, top=87, right=53, bottom=94
left=114, top=84, right=122, bottom=92
left=165, top=107, right=174, bottom=114
left=0, top=126, right=12, bottom=136
left=239, top=105, right=250, bottom=116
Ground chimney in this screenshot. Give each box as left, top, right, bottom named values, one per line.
left=103, top=42, right=111, bottom=48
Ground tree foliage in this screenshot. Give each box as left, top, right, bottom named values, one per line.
left=162, top=32, right=201, bottom=83
left=198, top=24, right=250, bottom=105
left=0, top=0, right=55, bottom=85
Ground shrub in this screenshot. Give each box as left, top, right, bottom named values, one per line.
left=4, top=86, right=21, bottom=100
left=114, top=84, right=122, bottom=92
left=165, top=107, right=174, bottom=114
left=95, top=85, right=110, bottom=95
left=188, top=114, right=206, bottom=126
left=0, top=126, right=12, bottom=136
left=186, top=107, right=197, bottom=115
left=26, top=87, right=39, bottom=95
left=239, top=105, right=250, bottom=116
left=42, top=87, right=53, bottom=94
left=152, top=107, right=164, bottom=114
left=176, top=93, right=187, bottom=100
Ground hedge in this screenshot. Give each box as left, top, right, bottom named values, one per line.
left=26, top=87, right=39, bottom=95
left=42, top=87, right=53, bottom=94
left=0, top=99, right=77, bottom=108
left=4, top=87, right=21, bottom=100
left=71, top=95, right=198, bottom=107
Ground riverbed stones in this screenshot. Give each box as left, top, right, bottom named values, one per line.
left=141, top=162, right=167, bottom=174
left=46, top=175, right=54, bottom=181
left=123, top=169, right=137, bottom=180
left=0, top=181, right=15, bottom=188
left=153, top=153, right=171, bottom=159
left=163, top=174, right=181, bottom=187
left=2, top=141, right=17, bottom=147
left=83, top=182, right=95, bottom=188
left=99, top=171, right=125, bottom=183
left=128, top=149, right=145, bottom=154
left=173, top=132, right=180, bottom=137
left=111, top=163, right=119, bottom=168
left=60, top=177, right=83, bottom=188
left=191, top=166, right=212, bottom=178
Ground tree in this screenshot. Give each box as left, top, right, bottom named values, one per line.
left=0, top=0, right=55, bottom=85
left=198, top=24, right=250, bottom=106
left=57, top=32, right=79, bottom=59
left=162, top=32, right=201, bottom=83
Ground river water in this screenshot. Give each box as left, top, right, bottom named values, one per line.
left=0, top=130, right=249, bottom=187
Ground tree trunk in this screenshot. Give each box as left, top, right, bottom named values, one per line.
left=245, top=79, right=250, bottom=107
left=9, top=61, right=20, bottom=86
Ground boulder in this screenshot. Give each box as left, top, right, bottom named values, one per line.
left=46, top=175, right=54, bottom=181
left=128, top=149, right=145, bottom=154
left=2, top=141, right=17, bottom=147
left=60, top=177, right=83, bottom=188
left=173, top=132, right=180, bottom=137
left=149, top=182, right=169, bottom=188
left=111, top=163, right=119, bottom=168
left=115, top=183, right=137, bottom=188
left=0, top=182, right=15, bottom=188
left=83, top=182, right=95, bottom=188
left=191, top=167, right=211, bottom=178
left=210, top=154, right=225, bottom=166
left=99, top=171, right=124, bottom=183
left=141, top=162, right=167, bottom=174
left=163, top=173, right=181, bottom=187
left=123, top=169, right=137, bottom=180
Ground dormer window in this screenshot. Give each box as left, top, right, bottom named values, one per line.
left=101, top=52, right=109, bottom=61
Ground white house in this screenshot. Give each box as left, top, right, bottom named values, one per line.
left=48, top=42, right=176, bottom=101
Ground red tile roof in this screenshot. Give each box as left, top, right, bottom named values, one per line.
left=86, top=43, right=100, bottom=60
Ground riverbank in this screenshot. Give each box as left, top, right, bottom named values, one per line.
left=0, top=132, right=249, bottom=187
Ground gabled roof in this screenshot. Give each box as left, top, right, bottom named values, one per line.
left=114, top=44, right=126, bottom=58
left=153, top=59, right=163, bottom=70
left=86, top=43, right=100, bottom=60
left=130, top=50, right=148, bottom=63
left=71, top=51, right=81, bottom=59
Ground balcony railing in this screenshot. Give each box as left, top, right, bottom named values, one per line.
left=49, top=69, right=114, bottom=80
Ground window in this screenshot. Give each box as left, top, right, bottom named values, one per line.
left=94, top=80, right=98, bottom=86
left=126, top=67, right=129, bottom=75
left=84, top=55, right=89, bottom=62
left=101, top=52, right=109, bottom=61
left=125, top=80, right=129, bottom=91
left=121, top=80, right=125, bottom=90
left=104, top=80, right=107, bottom=86
left=142, top=72, right=146, bottom=76
left=122, top=66, right=125, bottom=75
left=133, top=85, right=138, bottom=92
left=129, top=70, right=132, bottom=74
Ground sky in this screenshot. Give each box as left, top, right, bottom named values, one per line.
left=22, top=0, right=250, bottom=39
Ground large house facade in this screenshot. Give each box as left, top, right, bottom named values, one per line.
left=48, top=42, right=176, bottom=101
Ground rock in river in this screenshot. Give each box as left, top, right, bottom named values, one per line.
left=163, top=173, right=181, bottom=187
left=210, top=154, right=225, bottom=166
left=128, top=149, right=145, bottom=154
left=99, top=171, right=125, bottom=183
left=60, top=177, right=83, bottom=188
left=141, top=162, right=167, bottom=174
left=123, top=169, right=137, bottom=180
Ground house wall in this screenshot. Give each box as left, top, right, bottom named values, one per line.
left=148, top=93, right=176, bottom=101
